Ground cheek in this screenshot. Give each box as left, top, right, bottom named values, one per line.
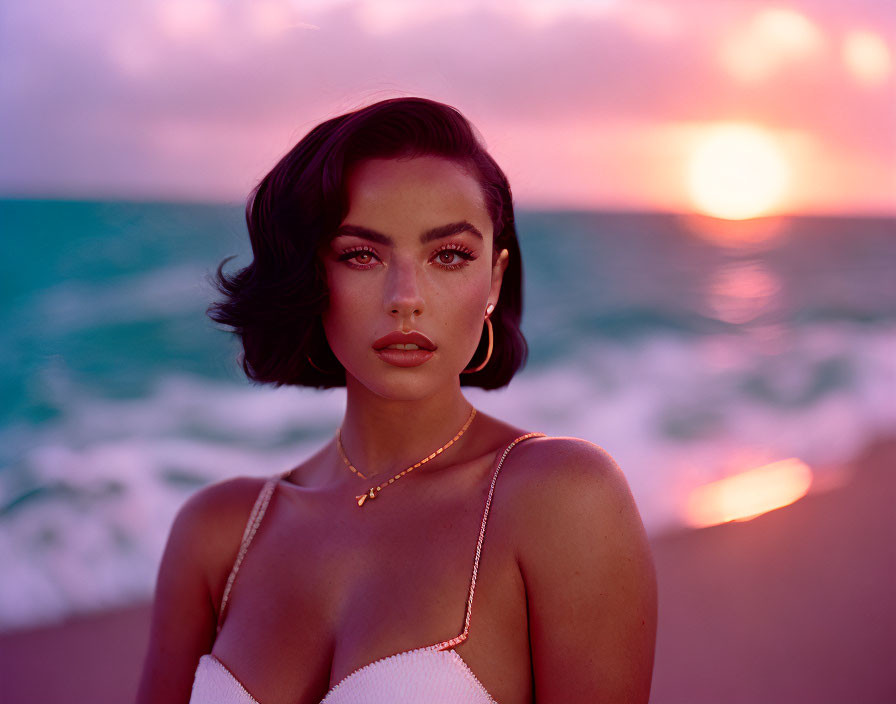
left=321, top=267, right=369, bottom=344
left=437, top=276, right=492, bottom=351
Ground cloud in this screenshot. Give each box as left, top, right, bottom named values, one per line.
left=1, top=0, right=893, bottom=212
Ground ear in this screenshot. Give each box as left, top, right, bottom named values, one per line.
left=488, top=248, right=510, bottom=313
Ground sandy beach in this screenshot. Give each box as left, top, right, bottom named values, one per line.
left=2, top=435, right=894, bottom=704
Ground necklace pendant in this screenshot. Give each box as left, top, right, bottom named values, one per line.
left=356, top=488, right=376, bottom=507
left=339, top=407, right=477, bottom=507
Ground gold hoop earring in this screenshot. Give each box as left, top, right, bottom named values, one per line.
left=462, top=316, right=494, bottom=374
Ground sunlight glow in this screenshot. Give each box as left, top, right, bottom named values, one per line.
left=686, top=458, right=813, bottom=528
left=721, top=8, right=824, bottom=81
left=753, top=8, right=822, bottom=52
left=705, top=261, right=782, bottom=324
left=843, top=30, right=892, bottom=87
left=687, top=124, right=790, bottom=220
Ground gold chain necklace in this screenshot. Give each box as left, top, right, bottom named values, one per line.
left=336, top=406, right=477, bottom=507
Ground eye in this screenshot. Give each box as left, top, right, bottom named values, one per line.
left=432, top=245, right=476, bottom=270
left=337, top=246, right=380, bottom=269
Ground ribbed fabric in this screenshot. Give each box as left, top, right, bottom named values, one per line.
left=189, top=432, right=544, bottom=704
left=191, top=648, right=497, bottom=704
left=319, top=648, right=496, bottom=703
left=191, top=655, right=263, bottom=704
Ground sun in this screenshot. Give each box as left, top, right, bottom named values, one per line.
left=687, top=123, right=790, bottom=220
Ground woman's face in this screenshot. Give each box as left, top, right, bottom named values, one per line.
left=320, top=155, right=509, bottom=401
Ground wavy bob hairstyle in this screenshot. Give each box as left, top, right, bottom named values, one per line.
left=207, top=97, right=528, bottom=390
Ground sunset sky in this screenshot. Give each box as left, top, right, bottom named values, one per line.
left=2, top=0, right=893, bottom=216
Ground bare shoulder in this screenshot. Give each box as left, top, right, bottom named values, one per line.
left=176, top=474, right=271, bottom=541
left=500, top=434, right=647, bottom=562
left=156, top=473, right=272, bottom=617
left=499, top=436, right=657, bottom=702
left=173, top=474, right=274, bottom=587
left=500, top=435, right=634, bottom=516
left=136, top=474, right=271, bottom=703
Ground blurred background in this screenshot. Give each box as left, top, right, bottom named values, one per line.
left=1, top=1, right=894, bottom=702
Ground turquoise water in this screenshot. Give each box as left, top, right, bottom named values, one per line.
left=2, top=199, right=894, bottom=629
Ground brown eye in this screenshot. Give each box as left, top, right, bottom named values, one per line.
left=432, top=246, right=475, bottom=270
left=338, top=248, right=379, bottom=267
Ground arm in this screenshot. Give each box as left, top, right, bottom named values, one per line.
left=136, top=477, right=263, bottom=704
left=515, top=438, right=657, bottom=703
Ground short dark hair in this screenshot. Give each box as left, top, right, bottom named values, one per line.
left=207, top=96, right=528, bottom=390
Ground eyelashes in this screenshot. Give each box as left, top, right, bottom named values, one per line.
left=336, top=246, right=378, bottom=268
left=336, top=243, right=477, bottom=271
left=431, top=243, right=477, bottom=270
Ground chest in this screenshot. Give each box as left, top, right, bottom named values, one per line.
left=209, top=476, right=533, bottom=704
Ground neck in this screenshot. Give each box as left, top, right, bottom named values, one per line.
left=337, top=376, right=475, bottom=479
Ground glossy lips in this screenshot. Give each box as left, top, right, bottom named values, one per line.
left=373, top=331, right=436, bottom=368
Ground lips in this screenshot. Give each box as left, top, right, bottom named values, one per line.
left=372, top=331, right=436, bottom=352
left=372, top=330, right=436, bottom=368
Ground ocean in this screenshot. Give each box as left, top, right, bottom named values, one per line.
left=2, top=199, right=894, bottom=631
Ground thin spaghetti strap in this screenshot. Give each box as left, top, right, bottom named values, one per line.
left=216, top=475, right=281, bottom=635
left=432, top=432, right=546, bottom=650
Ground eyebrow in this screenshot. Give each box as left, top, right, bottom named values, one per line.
left=331, top=221, right=484, bottom=245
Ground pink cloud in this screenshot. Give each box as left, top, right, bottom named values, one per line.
left=1, top=0, right=893, bottom=213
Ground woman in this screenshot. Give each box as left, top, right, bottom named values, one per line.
left=137, top=97, right=657, bottom=704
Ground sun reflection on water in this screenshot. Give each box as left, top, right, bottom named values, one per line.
left=685, top=457, right=814, bottom=527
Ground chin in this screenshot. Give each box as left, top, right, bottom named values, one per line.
left=345, top=364, right=461, bottom=402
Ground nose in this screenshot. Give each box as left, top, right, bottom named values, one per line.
left=385, top=256, right=425, bottom=319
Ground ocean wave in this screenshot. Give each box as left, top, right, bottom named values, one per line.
left=2, top=319, right=894, bottom=631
